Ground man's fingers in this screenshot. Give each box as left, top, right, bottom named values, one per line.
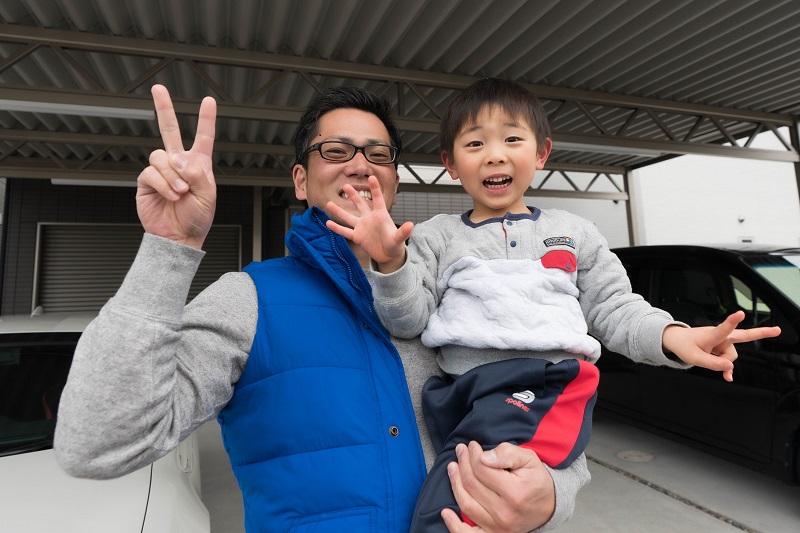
left=149, top=87, right=216, bottom=202
left=441, top=507, right=485, bottom=533
left=191, top=96, right=217, bottom=158
left=137, top=165, right=180, bottom=202
left=469, top=443, right=542, bottom=501
left=451, top=443, right=497, bottom=523
left=447, top=460, right=490, bottom=527
left=441, top=508, right=464, bottom=532
left=151, top=85, right=185, bottom=154
left=482, top=442, right=541, bottom=471
left=149, top=149, right=189, bottom=193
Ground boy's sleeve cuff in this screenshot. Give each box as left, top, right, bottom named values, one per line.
left=366, top=256, right=418, bottom=303
left=636, top=312, right=692, bottom=368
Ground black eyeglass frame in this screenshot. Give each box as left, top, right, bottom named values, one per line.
left=299, top=141, right=399, bottom=165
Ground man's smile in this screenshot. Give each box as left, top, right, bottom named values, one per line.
left=340, top=189, right=374, bottom=201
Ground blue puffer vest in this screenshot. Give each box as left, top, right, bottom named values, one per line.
left=217, top=207, right=426, bottom=532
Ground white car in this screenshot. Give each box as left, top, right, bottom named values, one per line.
left=0, top=312, right=210, bottom=532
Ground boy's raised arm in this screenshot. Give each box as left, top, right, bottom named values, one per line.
left=326, top=175, right=413, bottom=273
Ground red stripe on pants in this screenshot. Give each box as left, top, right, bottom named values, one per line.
left=520, top=361, right=599, bottom=466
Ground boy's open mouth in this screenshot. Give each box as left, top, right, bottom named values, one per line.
left=483, top=176, right=512, bottom=189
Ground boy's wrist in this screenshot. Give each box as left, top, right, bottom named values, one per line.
left=377, top=250, right=406, bottom=274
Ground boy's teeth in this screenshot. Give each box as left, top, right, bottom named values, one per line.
left=484, top=176, right=512, bottom=189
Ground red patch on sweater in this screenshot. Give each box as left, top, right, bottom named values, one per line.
left=541, top=250, right=577, bottom=272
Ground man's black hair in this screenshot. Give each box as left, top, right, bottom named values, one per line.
left=293, top=86, right=402, bottom=168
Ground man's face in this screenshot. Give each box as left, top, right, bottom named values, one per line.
left=292, top=108, right=400, bottom=226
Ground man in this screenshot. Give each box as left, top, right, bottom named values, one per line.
left=55, top=85, right=585, bottom=532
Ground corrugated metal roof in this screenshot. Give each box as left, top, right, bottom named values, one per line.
left=0, top=0, right=798, bottom=195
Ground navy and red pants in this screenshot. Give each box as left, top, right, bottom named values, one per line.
left=410, top=357, right=600, bottom=531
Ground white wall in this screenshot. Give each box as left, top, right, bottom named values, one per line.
left=393, top=129, right=800, bottom=250
left=630, top=131, right=800, bottom=247
left=392, top=190, right=632, bottom=248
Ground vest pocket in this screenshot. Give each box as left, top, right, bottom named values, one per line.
left=289, top=507, right=378, bottom=532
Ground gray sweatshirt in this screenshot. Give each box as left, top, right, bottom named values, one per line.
left=368, top=208, right=687, bottom=376
left=54, top=233, right=589, bottom=530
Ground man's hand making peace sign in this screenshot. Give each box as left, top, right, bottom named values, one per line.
left=136, top=85, right=217, bottom=250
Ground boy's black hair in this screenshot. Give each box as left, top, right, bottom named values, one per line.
left=439, top=78, right=551, bottom=158
left=293, top=86, right=402, bottom=168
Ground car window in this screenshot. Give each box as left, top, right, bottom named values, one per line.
left=731, top=276, right=772, bottom=326
left=750, top=254, right=800, bottom=310
left=0, top=333, right=78, bottom=456
left=620, top=261, right=648, bottom=296
left=654, top=266, right=733, bottom=326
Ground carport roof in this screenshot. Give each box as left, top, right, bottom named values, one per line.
left=1, top=0, right=799, bottom=197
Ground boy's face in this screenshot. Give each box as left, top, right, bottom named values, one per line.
left=292, top=108, right=400, bottom=226
left=442, top=105, right=551, bottom=222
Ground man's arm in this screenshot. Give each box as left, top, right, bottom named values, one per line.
left=55, top=85, right=254, bottom=478
left=54, top=235, right=256, bottom=478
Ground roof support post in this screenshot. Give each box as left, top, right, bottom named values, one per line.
left=792, top=117, right=800, bottom=214
left=623, top=170, right=638, bottom=247
left=252, top=186, right=262, bottom=263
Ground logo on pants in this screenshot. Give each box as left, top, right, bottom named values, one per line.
left=506, top=390, right=535, bottom=412
left=512, top=390, right=535, bottom=403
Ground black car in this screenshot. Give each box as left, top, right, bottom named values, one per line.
left=595, top=244, right=800, bottom=484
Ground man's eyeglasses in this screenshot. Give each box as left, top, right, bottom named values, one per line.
left=301, top=141, right=398, bottom=165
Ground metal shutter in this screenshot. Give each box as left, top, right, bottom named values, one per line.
left=34, top=224, right=241, bottom=313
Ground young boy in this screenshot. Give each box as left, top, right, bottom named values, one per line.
left=326, top=78, right=777, bottom=531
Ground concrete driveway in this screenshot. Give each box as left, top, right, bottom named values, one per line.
left=198, top=413, right=800, bottom=532
left=567, top=414, right=799, bottom=532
